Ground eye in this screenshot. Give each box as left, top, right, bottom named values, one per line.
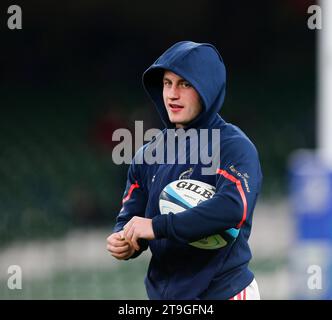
left=163, top=80, right=171, bottom=87
left=181, top=81, right=192, bottom=88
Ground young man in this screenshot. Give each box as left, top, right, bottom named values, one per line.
left=107, top=41, right=263, bottom=300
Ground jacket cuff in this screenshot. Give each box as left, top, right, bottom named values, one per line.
left=152, top=214, right=168, bottom=239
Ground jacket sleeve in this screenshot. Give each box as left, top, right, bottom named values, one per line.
left=113, top=149, right=149, bottom=259
left=152, top=137, right=263, bottom=244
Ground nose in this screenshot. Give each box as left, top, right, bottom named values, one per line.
left=167, top=85, right=180, bottom=100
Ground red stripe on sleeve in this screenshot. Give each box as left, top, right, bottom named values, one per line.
left=216, top=169, right=248, bottom=228
left=122, top=181, right=140, bottom=204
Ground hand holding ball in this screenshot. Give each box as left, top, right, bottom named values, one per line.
left=159, top=179, right=239, bottom=249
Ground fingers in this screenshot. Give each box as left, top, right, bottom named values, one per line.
left=123, top=223, right=140, bottom=251
left=107, top=242, right=130, bottom=254
left=106, top=232, right=130, bottom=253
left=123, top=224, right=134, bottom=243
left=130, top=235, right=140, bottom=251
left=106, top=231, right=137, bottom=259
left=107, top=234, right=125, bottom=247
left=119, top=230, right=125, bottom=240
left=109, top=238, right=128, bottom=248
left=107, top=232, right=121, bottom=242
left=108, top=216, right=143, bottom=256
left=107, top=240, right=134, bottom=260
left=123, top=221, right=133, bottom=238
left=111, top=250, right=134, bottom=260
left=107, top=231, right=130, bottom=243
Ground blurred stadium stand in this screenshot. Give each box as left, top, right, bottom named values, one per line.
left=0, top=97, right=132, bottom=245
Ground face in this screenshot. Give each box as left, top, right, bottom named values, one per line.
left=163, top=70, right=203, bottom=128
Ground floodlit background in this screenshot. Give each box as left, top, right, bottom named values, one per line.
left=0, top=0, right=322, bottom=299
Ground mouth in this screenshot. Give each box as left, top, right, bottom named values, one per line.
left=168, top=104, right=184, bottom=112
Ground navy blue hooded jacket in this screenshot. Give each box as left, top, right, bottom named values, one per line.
left=113, top=41, right=263, bottom=300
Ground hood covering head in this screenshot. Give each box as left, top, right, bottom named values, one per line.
left=142, top=41, right=226, bottom=129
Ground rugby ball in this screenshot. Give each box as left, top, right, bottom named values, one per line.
left=159, top=179, right=239, bottom=249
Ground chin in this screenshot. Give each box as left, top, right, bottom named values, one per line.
left=169, top=116, right=184, bottom=124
